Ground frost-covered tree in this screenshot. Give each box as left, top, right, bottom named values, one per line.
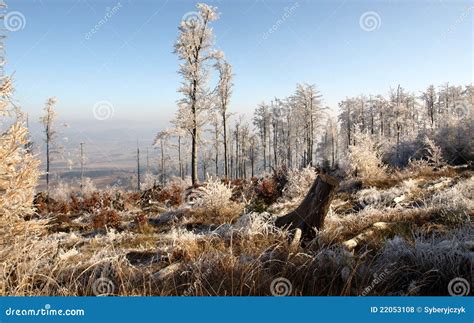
left=293, top=84, right=323, bottom=166
left=174, top=3, right=220, bottom=185
left=39, top=97, right=58, bottom=193
left=347, top=130, right=386, bottom=180
left=253, top=102, right=270, bottom=172
left=317, top=116, right=338, bottom=168
left=214, top=58, right=233, bottom=178
left=422, top=85, right=437, bottom=128
left=154, top=130, right=172, bottom=184
left=0, top=3, right=39, bottom=218
left=208, top=112, right=221, bottom=176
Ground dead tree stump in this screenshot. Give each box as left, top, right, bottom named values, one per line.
left=275, top=173, right=339, bottom=240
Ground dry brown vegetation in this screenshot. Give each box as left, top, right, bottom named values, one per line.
left=0, top=163, right=472, bottom=296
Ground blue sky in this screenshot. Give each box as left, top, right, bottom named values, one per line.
left=5, top=0, right=473, bottom=126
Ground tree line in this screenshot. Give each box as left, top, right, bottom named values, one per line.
left=154, top=3, right=473, bottom=185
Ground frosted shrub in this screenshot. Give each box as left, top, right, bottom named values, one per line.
left=141, top=172, right=157, bottom=191
left=357, top=179, right=417, bottom=209
left=347, top=132, right=386, bottom=180
left=168, top=177, right=191, bottom=191
left=429, top=176, right=473, bottom=224
left=196, top=178, right=233, bottom=212
left=282, top=166, right=316, bottom=201
left=82, top=177, right=97, bottom=198
left=230, top=212, right=274, bottom=237
left=423, top=136, right=444, bottom=167
left=50, top=181, right=72, bottom=202
left=0, top=76, right=39, bottom=219
left=372, top=229, right=472, bottom=295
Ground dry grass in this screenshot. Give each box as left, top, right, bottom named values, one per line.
left=0, top=165, right=472, bottom=296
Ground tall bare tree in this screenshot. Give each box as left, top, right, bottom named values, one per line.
left=214, top=58, right=233, bottom=178
left=40, top=97, right=58, bottom=193
left=174, top=3, right=220, bottom=185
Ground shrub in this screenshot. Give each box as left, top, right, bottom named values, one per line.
left=347, top=132, right=387, bottom=181
left=0, top=76, right=39, bottom=219
left=282, top=166, right=316, bottom=201
left=157, top=183, right=183, bottom=207
left=92, top=209, right=121, bottom=230
left=429, top=176, right=473, bottom=225
left=50, top=182, right=73, bottom=202
left=81, top=177, right=97, bottom=198
left=196, top=178, right=233, bottom=212
left=255, top=178, right=278, bottom=205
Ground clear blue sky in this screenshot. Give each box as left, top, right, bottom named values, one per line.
left=5, top=0, right=473, bottom=125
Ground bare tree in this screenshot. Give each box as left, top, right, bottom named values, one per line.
left=174, top=3, right=220, bottom=185
left=80, top=142, right=85, bottom=193
left=136, top=140, right=141, bottom=191
left=39, top=97, right=58, bottom=193
left=214, top=58, right=233, bottom=178
left=209, top=113, right=222, bottom=176
left=154, top=130, right=171, bottom=185
left=422, top=85, right=437, bottom=127
left=294, top=84, right=322, bottom=166
left=0, top=7, right=39, bottom=218
left=253, top=102, right=270, bottom=172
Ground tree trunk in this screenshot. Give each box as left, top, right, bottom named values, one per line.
left=275, top=173, right=339, bottom=240
left=223, top=115, right=228, bottom=179
left=178, top=136, right=183, bottom=180
left=160, top=140, right=165, bottom=184
left=46, top=127, right=50, bottom=193
left=137, top=145, right=141, bottom=192
left=215, top=128, right=219, bottom=177
left=191, top=128, right=198, bottom=185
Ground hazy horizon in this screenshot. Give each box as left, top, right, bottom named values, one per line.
left=4, top=0, right=472, bottom=182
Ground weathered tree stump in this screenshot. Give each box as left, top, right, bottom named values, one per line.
left=275, top=173, right=339, bottom=240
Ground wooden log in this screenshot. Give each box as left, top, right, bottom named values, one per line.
left=275, top=173, right=339, bottom=240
